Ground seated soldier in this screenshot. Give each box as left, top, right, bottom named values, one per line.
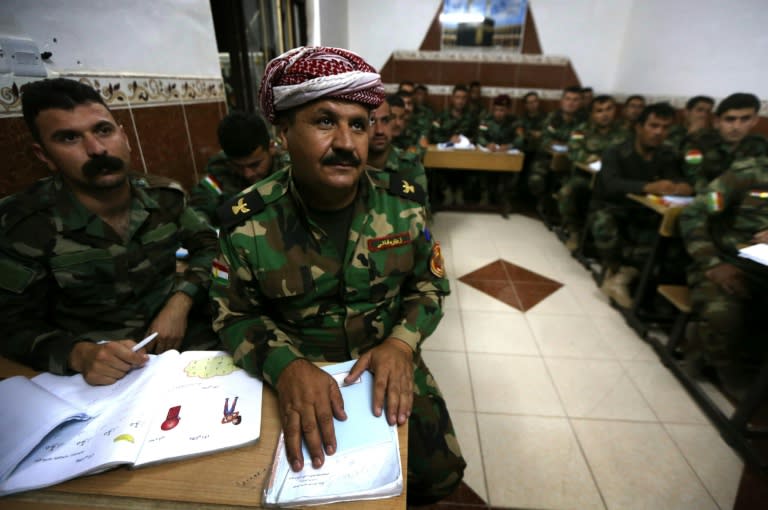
left=527, top=85, right=582, bottom=214
left=368, top=96, right=429, bottom=194
left=413, top=84, right=434, bottom=123
left=390, top=94, right=428, bottom=156
left=591, top=102, right=693, bottom=307
left=679, top=156, right=768, bottom=397
left=476, top=94, right=519, bottom=208
left=210, top=46, right=465, bottom=505
left=665, top=95, right=714, bottom=151
left=514, top=91, right=547, bottom=196
left=0, top=78, right=219, bottom=385
left=576, top=86, right=594, bottom=123
left=467, top=80, right=487, bottom=120
left=189, top=112, right=277, bottom=227
left=429, top=84, right=478, bottom=206
left=620, top=94, right=646, bottom=130
left=558, top=95, right=628, bottom=250
left=681, top=93, right=768, bottom=193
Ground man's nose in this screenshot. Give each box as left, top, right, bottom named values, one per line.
left=334, top=123, right=356, bottom=151
left=83, top=133, right=107, bottom=156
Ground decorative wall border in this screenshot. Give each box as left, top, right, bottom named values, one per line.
left=391, top=50, right=570, bottom=66
left=383, top=83, right=768, bottom=117
left=0, top=73, right=225, bottom=117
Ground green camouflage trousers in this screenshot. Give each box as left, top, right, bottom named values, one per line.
left=409, top=354, right=466, bottom=505
left=591, top=206, right=657, bottom=270
left=558, top=174, right=592, bottom=229
left=527, top=155, right=552, bottom=197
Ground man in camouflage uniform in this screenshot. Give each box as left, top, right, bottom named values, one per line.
left=527, top=86, right=582, bottom=204
left=620, top=95, right=646, bottom=131
left=591, top=103, right=692, bottom=307
left=681, top=93, right=768, bottom=193
left=209, top=47, right=465, bottom=505
left=390, top=94, right=428, bottom=157
left=476, top=94, right=519, bottom=207
left=189, top=112, right=278, bottom=227
left=429, top=84, right=478, bottom=206
left=679, top=156, right=768, bottom=394
left=413, top=84, right=435, bottom=127
left=665, top=95, right=714, bottom=152
left=558, top=95, right=628, bottom=250
left=0, top=78, right=219, bottom=385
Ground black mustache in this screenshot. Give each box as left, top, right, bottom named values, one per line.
left=321, top=154, right=361, bottom=166
left=82, top=155, right=125, bottom=177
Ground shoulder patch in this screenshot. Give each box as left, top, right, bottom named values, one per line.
left=134, top=173, right=185, bottom=194
left=389, top=174, right=426, bottom=205
left=217, top=188, right=266, bottom=230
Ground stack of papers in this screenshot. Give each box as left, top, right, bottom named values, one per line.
left=739, top=243, right=768, bottom=266
left=659, top=195, right=695, bottom=207
left=550, top=143, right=568, bottom=153
left=437, top=134, right=475, bottom=150
left=263, top=360, right=402, bottom=507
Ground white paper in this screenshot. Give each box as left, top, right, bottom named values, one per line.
left=588, top=160, right=602, bottom=172
left=660, top=195, right=695, bottom=207
left=263, top=360, right=402, bottom=507
left=739, top=243, right=768, bottom=266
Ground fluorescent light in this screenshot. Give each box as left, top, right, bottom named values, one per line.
left=439, top=13, right=486, bottom=24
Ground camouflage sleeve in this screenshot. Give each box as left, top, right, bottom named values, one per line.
left=174, top=202, right=219, bottom=304
left=210, top=229, right=302, bottom=387
left=476, top=120, right=490, bottom=147
left=679, top=169, right=746, bottom=269
left=567, top=126, right=587, bottom=164
left=188, top=180, right=219, bottom=225
left=389, top=227, right=450, bottom=351
left=0, top=217, right=81, bottom=374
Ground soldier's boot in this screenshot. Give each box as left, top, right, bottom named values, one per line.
left=442, top=187, right=454, bottom=207
left=564, top=225, right=580, bottom=252
left=455, top=188, right=465, bottom=206
left=600, top=266, right=638, bottom=308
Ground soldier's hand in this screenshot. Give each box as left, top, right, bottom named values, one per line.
left=644, top=180, right=677, bottom=195
left=68, top=340, right=148, bottom=386
left=752, top=230, right=768, bottom=244
left=146, top=292, right=193, bottom=353
left=276, top=359, right=346, bottom=472
left=705, top=263, right=750, bottom=298
left=347, top=337, right=414, bottom=427
left=671, top=182, right=694, bottom=196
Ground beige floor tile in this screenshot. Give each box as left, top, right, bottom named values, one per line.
left=664, top=423, right=743, bottom=510
left=423, top=311, right=465, bottom=352
left=592, top=314, right=657, bottom=361
left=546, top=358, right=657, bottom=421
left=468, top=353, right=564, bottom=416
left=622, top=361, right=709, bottom=424
left=451, top=238, right=500, bottom=278
left=461, top=310, right=539, bottom=355
left=494, top=240, right=559, bottom=279
left=571, top=282, right=621, bottom=317
left=527, top=314, right=616, bottom=359
left=450, top=410, right=487, bottom=502
left=478, top=414, right=604, bottom=509
left=421, top=350, right=474, bottom=412
left=572, top=419, right=719, bottom=510
left=526, top=285, right=584, bottom=315
left=443, top=278, right=461, bottom=311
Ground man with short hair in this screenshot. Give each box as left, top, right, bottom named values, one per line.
left=0, top=78, right=219, bottom=384
left=389, top=94, right=428, bottom=155
left=527, top=85, right=582, bottom=203
left=558, top=95, right=628, bottom=250
left=368, top=98, right=429, bottom=193
left=591, top=102, right=693, bottom=307
left=475, top=94, right=519, bottom=208
left=189, top=112, right=277, bottom=227
left=210, top=46, right=465, bottom=505
left=621, top=95, right=646, bottom=129
left=467, top=80, right=486, bottom=120
left=681, top=93, right=768, bottom=192
left=666, top=95, right=714, bottom=150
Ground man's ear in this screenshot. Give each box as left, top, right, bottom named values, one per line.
left=278, top=122, right=289, bottom=151
left=31, top=143, right=58, bottom=172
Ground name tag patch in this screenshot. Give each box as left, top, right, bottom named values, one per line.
left=368, top=232, right=412, bottom=252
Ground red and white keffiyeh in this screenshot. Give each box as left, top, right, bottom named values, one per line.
left=258, top=46, right=385, bottom=123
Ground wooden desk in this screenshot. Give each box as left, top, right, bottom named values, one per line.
left=423, top=147, right=523, bottom=173
left=0, top=357, right=408, bottom=509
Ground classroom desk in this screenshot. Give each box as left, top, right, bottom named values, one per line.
left=423, top=146, right=524, bottom=217
left=0, top=356, right=408, bottom=510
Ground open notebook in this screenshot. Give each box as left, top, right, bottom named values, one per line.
left=0, top=350, right=263, bottom=496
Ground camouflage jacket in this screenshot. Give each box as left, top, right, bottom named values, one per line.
left=539, top=110, right=581, bottom=153
left=429, top=108, right=477, bottom=143
left=680, top=156, right=768, bottom=270
left=681, top=130, right=768, bottom=193
left=210, top=167, right=448, bottom=386
left=189, top=151, right=282, bottom=227
left=514, top=112, right=547, bottom=152
left=567, top=121, right=628, bottom=165
left=0, top=173, right=218, bottom=374
left=476, top=115, right=519, bottom=148
left=381, top=146, right=429, bottom=192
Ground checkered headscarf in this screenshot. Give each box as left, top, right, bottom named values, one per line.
left=258, top=46, right=385, bottom=123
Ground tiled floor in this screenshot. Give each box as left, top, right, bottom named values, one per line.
left=419, top=211, right=748, bottom=510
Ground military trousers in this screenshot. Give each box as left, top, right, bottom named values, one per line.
left=408, top=354, right=466, bottom=505
left=591, top=205, right=658, bottom=270
left=558, top=174, right=592, bottom=230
